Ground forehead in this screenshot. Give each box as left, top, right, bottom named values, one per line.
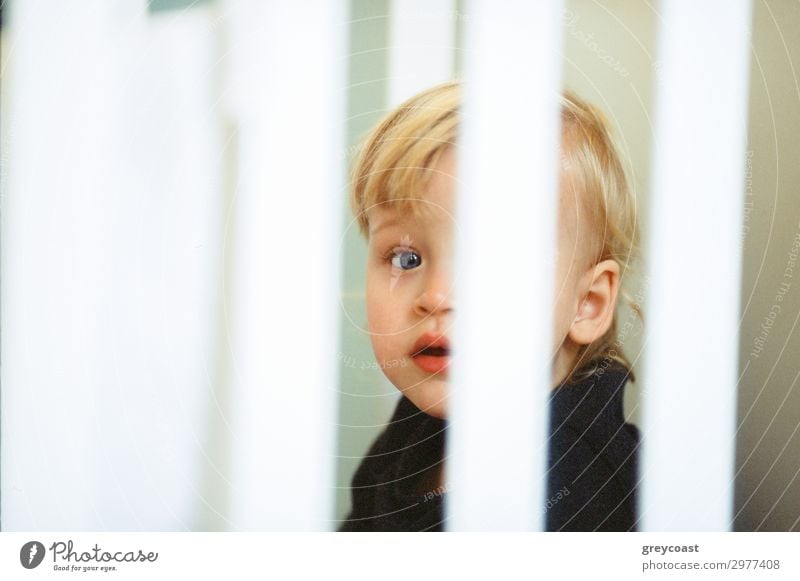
left=367, top=148, right=457, bottom=237
left=366, top=148, right=595, bottom=259
left=367, top=197, right=454, bottom=239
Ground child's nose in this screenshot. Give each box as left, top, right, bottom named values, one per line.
left=413, top=285, right=454, bottom=318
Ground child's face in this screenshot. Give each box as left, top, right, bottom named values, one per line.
left=365, top=146, right=607, bottom=419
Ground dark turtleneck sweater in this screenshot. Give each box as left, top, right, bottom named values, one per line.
left=338, top=363, right=640, bottom=531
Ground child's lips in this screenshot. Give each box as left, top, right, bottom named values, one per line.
left=411, top=333, right=450, bottom=356
left=412, top=351, right=451, bottom=374
left=410, top=332, right=451, bottom=374
left=412, top=355, right=450, bottom=374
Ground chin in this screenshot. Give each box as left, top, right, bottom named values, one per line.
left=404, top=383, right=448, bottom=419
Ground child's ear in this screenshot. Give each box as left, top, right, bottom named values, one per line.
left=568, top=259, right=621, bottom=345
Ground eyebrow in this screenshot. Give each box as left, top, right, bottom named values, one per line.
left=370, top=216, right=400, bottom=237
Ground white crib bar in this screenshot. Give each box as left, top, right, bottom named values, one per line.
left=446, top=0, right=565, bottom=531
left=2, top=0, right=123, bottom=531
left=387, top=0, right=456, bottom=107
left=0, top=1, right=215, bottom=531
left=640, top=0, right=753, bottom=530
left=224, top=0, right=346, bottom=530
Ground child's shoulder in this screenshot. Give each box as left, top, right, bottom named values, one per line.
left=549, top=362, right=639, bottom=463
left=551, top=363, right=633, bottom=424
left=547, top=363, right=640, bottom=531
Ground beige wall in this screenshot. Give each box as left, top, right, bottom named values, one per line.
left=736, top=0, right=800, bottom=533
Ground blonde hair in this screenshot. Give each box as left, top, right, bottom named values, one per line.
left=349, top=80, right=641, bottom=384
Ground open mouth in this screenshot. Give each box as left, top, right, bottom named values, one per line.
left=414, top=346, right=450, bottom=357
left=411, top=335, right=451, bottom=374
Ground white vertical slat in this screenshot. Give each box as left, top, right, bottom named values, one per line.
left=387, top=0, right=455, bottom=107
left=1, top=0, right=225, bottom=530
left=641, top=0, right=753, bottom=530
left=224, top=0, right=347, bottom=530
left=139, top=8, right=227, bottom=529
left=1, top=0, right=125, bottom=531
left=447, top=0, right=565, bottom=531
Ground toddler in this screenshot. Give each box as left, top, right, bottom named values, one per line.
left=339, top=81, right=640, bottom=531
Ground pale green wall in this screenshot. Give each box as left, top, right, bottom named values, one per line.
left=334, top=0, right=393, bottom=525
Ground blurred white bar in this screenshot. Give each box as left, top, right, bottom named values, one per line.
left=1, top=0, right=225, bottom=530
left=1, top=0, right=124, bottom=531
left=387, top=0, right=455, bottom=107
left=223, top=0, right=346, bottom=530
left=139, top=8, right=227, bottom=529
left=447, top=0, right=564, bottom=530
left=641, top=0, right=753, bottom=530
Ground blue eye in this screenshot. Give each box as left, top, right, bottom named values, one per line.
left=390, top=248, right=422, bottom=270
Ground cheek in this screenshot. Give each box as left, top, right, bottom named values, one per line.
left=365, top=274, right=390, bottom=333
left=366, top=272, right=399, bottom=355
left=365, top=302, right=402, bottom=367
left=366, top=268, right=421, bottom=369
left=369, top=334, right=395, bottom=367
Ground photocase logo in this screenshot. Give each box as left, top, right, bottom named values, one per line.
left=20, top=541, right=46, bottom=569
